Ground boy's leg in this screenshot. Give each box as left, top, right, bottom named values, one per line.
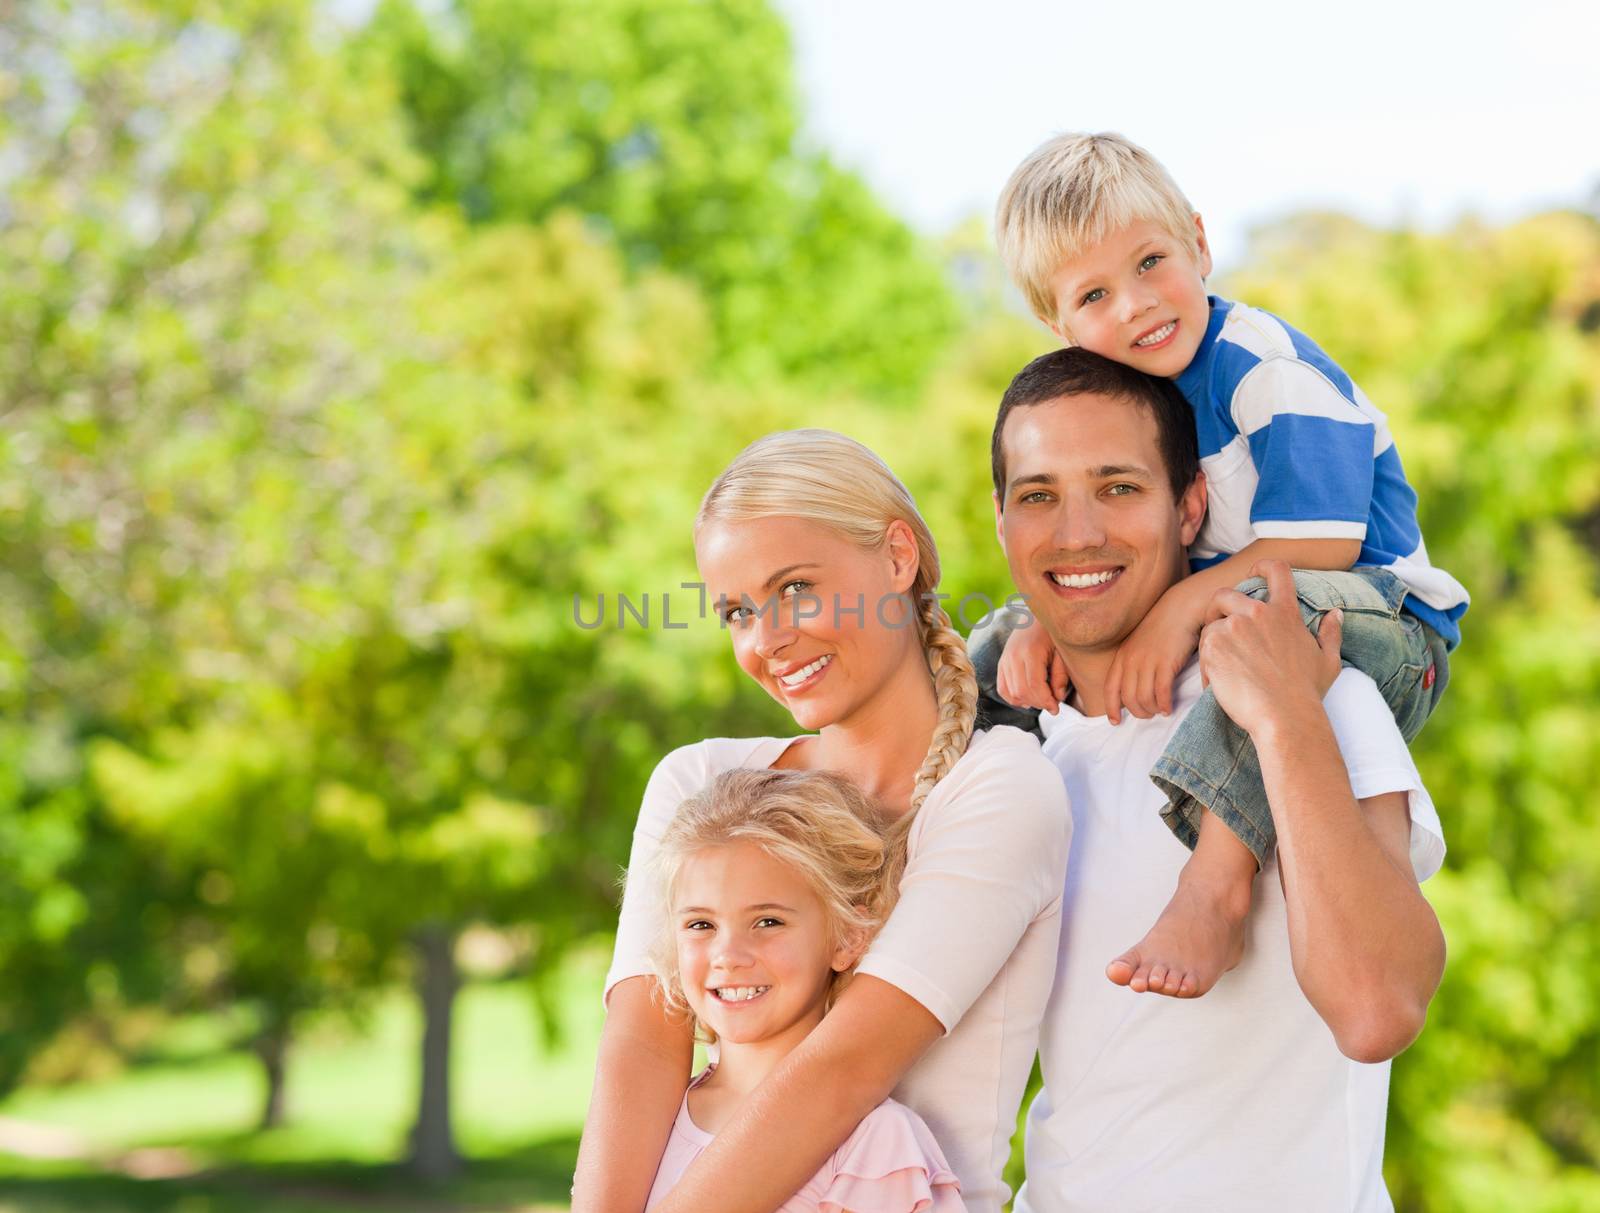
left=966, top=606, right=1045, bottom=737
left=1109, top=568, right=1448, bottom=998
left=1151, top=566, right=1443, bottom=864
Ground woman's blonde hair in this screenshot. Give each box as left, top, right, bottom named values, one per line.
left=644, top=767, right=905, bottom=1037
left=995, top=131, right=1200, bottom=325
left=696, top=429, right=977, bottom=814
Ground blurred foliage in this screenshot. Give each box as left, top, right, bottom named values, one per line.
left=356, top=0, right=962, bottom=397
left=1227, top=211, right=1600, bottom=1210
left=1, top=0, right=1597, bottom=1205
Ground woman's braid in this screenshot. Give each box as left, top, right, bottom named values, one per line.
left=908, top=592, right=978, bottom=812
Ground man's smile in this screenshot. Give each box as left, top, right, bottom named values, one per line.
left=1048, top=567, right=1123, bottom=590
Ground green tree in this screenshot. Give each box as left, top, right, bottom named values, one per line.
left=1226, top=210, right=1600, bottom=1211
left=359, top=0, right=961, bottom=397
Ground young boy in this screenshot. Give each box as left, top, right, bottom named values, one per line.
left=978, top=132, right=1467, bottom=998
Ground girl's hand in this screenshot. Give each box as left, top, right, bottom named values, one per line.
left=1104, top=578, right=1206, bottom=722
left=997, top=618, right=1070, bottom=711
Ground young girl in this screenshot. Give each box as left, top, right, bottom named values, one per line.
left=640, top=766, right=966, bottom=1213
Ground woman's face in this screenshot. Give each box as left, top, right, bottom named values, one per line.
left=694, top=515, right=923, bottom=733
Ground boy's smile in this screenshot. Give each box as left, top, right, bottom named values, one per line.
left=1048, top=217, right=1213, bottom=379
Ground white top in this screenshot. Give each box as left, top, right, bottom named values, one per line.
left=1017, top=665, right=1445, bottom=1213
left=607, top=726, right=1072, bottom=1213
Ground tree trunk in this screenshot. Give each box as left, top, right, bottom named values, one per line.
left=253, top=1014, right=290, bottom=1131
left=409, top=922, right=460, bottom=1182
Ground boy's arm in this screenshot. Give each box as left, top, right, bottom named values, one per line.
left=648, top=976, right=945, bottom=1213
left=1104, top=536, right=1359, bottom=721
left=1199, top=561, right=1445, bottom=1061
left=571, top=976, right=695, bottom=1213
left=967, top=606, right=1048, bottom=732
left=1113, top=345, right=1382, bottom=722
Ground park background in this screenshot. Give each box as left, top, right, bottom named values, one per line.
left=2, top=0, right=1598, bottom=1209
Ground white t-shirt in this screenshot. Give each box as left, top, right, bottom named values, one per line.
left=1018, top=664, right=1444, bottom=1213
left=607, top=726, right=1072, bottom=1213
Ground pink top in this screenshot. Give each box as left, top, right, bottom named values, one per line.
left=645, top=1069, right=967, bottom=1213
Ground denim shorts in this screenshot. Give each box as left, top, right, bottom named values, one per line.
left=1151, top=566, right=1450, bottom=865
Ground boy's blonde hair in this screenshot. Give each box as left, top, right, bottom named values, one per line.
left=643, top=767, right=904, bottom=1039
left=996, top=131, right=1200, bottom=325
left=697, top=429, right=976, bottom=813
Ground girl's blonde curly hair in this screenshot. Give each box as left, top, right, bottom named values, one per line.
left=642, top=767, right=905, bottom=1040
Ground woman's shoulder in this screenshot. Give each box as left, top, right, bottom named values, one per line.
left=635, top=736, right=797, bottom=832
left=938, top=724, right=1068, bottom=808
left=646, top=735, right=796, bottom=791
left=911, top=725, right=1070, bottom=867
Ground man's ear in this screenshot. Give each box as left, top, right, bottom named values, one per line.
left=1179, top=472, right=1208, bottom=547
left=884, top=518, right=921, bottom=593
left=993, top=490, right=1007, bottom=552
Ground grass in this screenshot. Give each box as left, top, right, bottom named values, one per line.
left=0, top=950, right=609, bottom=1212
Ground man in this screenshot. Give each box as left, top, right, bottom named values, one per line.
left=985, top=348, right=1446, bottom=1211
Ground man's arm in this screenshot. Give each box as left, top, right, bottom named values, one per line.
left=1259, top=719, right=1444, bottom=1061
left=649, top=975, right=944, bottom=1213
left=571, top=977, right=695, bottom=1213
left=1199, top=560, right=1445, bottom=1063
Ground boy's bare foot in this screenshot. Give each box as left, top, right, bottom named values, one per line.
left=1107, top=815, right=1257, bottom=997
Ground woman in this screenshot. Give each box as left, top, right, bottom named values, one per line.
left=574, top=430, right=1069, bottom=1213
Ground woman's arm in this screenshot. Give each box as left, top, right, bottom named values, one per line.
left=654, top=735, right=1069, bottom=1212
left=571, top=976, right=695, bottom=1213
left=649, top=975, right=945, bottom=1213
left=573, top=742, right=717, bottom=1211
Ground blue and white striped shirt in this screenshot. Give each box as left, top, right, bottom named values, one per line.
left=1175, top=296, right=1468, bottom=647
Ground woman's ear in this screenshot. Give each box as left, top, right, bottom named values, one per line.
left=883, top=518, right=921, bottom=593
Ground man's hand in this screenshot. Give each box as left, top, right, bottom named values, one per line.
left=1197, top=560, right=1343, bottom=737
left=1105, top=578, right=1207, bottom=722
left=997, top=616, right=1069, bottom=711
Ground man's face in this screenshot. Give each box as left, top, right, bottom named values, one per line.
left=993, top=392, right=1205, bottom=657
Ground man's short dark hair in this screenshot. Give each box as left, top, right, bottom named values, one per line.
left=991, top=348, right=1200, bottom=504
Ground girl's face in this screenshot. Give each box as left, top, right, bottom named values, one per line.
left=672, top=841, right=861, bottom=1052
left=695, top=515, right=924, bottom=734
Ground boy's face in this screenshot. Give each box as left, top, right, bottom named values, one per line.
left=1047, top=216, right=1213, bottom=379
